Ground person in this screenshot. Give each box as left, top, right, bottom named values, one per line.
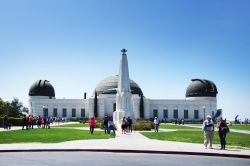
left=46, top=116, right=51, bottom=129
left=127, top=117, right=133, bottom=133
left=28, top=115, right=33, bottom=129
left=154, top=117, right=159, bottom=132
left=121, top=117, right=126, bottom=134
left=41, top=117, right=45, bottom=128
left=108, top=117, right=116, bottom=135
left=217, top=117, right=229, bottom=150
left=103, top=116, right=109, bottom=134
left=202, top=115, right=214, bottom=149
left=3, top=116, right=10, bottom=130
left=37, top=116, right=41, bottom=128
left=88, top=117, right=96, bottom=134
left=22, top=115, right=28, bottom=130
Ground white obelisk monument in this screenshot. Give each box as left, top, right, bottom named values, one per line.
left=113, top=49, right=134, bottom=129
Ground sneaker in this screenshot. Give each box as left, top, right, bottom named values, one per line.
left=204, top=147, right=207, bottom=149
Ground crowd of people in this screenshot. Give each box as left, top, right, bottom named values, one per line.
left=21, top=115, right=64, bottom=130
left=88, top=116, right=133, bottom=135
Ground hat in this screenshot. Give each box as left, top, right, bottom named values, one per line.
left=206, top=115, right=212, bottom=119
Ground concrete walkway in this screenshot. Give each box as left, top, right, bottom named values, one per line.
left=1, top=123, right=249, bottom=157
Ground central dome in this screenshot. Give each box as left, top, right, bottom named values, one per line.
left=94, top=75, right=143, bottom=96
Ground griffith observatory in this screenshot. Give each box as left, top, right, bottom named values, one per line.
left=28, top=49, right=219, bottom=123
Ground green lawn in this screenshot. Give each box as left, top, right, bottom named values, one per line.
left=56, top=123, right=89, bottom=128
left=0, top=128, right=114, bottom=144
left=159, top=124, right=199, bottom=130
left=229, top=125, right=250, bottom=131
left=141, top=131, right=250, bottom=148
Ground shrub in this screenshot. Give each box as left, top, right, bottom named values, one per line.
left=0, top=116, right=23, bottom=126
left=133, top=119, right=154, bottom=131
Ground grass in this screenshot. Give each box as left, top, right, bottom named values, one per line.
left=159, top=124, right=199, bottom=130
left=141, top=131, right=250, bottom=148
left=56, top=123, right=89, bottom=128
left=228, top=125, right=250, bottom=131
left=0, top=128, right=114, bottom=144
left=188, top=124, right=250, bottom=131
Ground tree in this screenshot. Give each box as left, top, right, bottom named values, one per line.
left=94, top=91, right=98, bottom=118
left=139, top=95, right=144, bottom=119
left=22, top=107, right=29, bottom=113
left=0, top=98, right=23, bottom=117
left=9, top=98, right=23, bottom=117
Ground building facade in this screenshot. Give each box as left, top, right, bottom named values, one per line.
left=29, top=51, right=218, bottom=122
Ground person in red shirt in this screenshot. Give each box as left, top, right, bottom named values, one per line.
left=88, top=117, right=96, bottom=134
left=28, top=115, right=33, bottom=129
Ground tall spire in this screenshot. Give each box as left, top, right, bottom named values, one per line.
left=113, top=49, right=135, bottom=128
left=118, top=49, right=131, bottom=93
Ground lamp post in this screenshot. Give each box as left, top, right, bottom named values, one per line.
left=203, top=106, right=206, bottom=121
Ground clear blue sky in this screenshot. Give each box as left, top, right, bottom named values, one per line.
left=0, top=0, right=249, bottom=120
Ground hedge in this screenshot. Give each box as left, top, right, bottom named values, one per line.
left=0, top=117, right=23, bottom=127
left=133, top=119, right=154, bottom=131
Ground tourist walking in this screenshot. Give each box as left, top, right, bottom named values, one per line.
left=88, top=117, right=96, bottom=134
left=217, top=117, right=229, bottom=150
left=28, top=115, right=33, bottom=129
left=121, top=117, right=126, bottom=134
left=46, top=116, right=51, bottom=129
left=3, top=116, right=10, bottom=130
left=127, top=117, right=133, bottom=133
left=37, top=116, right=41, bottom=128
left=41, top=117, right=45, bottom=128
left=103, top=116, right=109, bottom=134
left=22, top=115, right=28, bottom=130
left=108, top=117, right=116, bottom=135
left=202, top=115, right=214, bottom=149
left=154, top=117, right=159, bottom=132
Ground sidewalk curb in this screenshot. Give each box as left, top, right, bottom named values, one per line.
left=0, top=149, right=249, bottom=159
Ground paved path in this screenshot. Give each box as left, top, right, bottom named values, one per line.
left=0, top=152, right=249, bottom=166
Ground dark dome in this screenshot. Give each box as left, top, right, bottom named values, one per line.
left=186, top=79, right=218, bottom=97
left=29, top=80, right=55, bottom=98
left=94, top=75, right=143, bottom=96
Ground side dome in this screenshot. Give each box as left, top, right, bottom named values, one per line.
left=29, top=80, right=55, bottom=98
left=186, top=79, right=218, bottom=97
left=94, top=75, right=143, bottom=96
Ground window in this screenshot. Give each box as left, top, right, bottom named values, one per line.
left=173, top=109, right=178, bottom=119
left=72, top=108, right=76, bottom=117
left=113, top=103, right=116, bottom=112
left=81, top=108, right=85, bottom=117
left=163, top=109, right=168, bottom=119
left=184, top=110, right=188, bottom=119
left=62, top=108, right=67, bottom=117
left=194, top=110, right=199, bottom=119
left=153, top=109, right=158, bottom=118
left=53, top=108, right=57, bottom=117
left=43, top=108, right=48, bottom=117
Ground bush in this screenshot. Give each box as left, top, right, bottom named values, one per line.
left=133, top=119, right=154, bottom=131
left=95, top=120, right=104, bottom=129
left=0, top=116, right=23, bottom=127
